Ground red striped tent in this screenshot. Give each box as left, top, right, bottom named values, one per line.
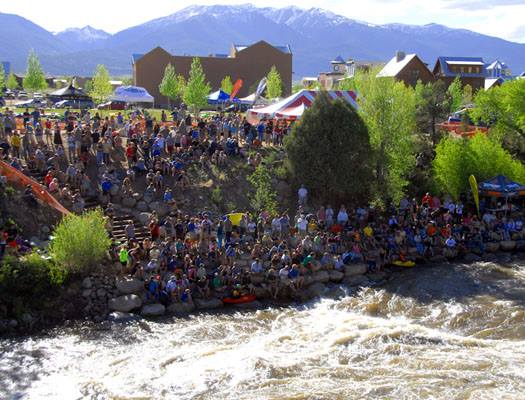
left=247, top=89, right=358, bottom=123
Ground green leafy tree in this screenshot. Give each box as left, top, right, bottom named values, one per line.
left=353, top=70, right=416, bottom=205
left=221, top=75, right=233, bottom=94
left=247, top=165, right=278, bottom=214
left=22, top=50, right=47, bottom=93
left=0, top=63, right=5, bottom=93
left=470, top=79, right=525, bottom=141
left=433, top=134, right=525, bottom=199
left=49, top=209, right=111, bottom=275
left=159, top=63, right=185, bottom=107
left=89, top=64, right=113, bottom=104
left=415, top=79, right=451, bottom=145
left=462, top=84, right=473, bottom=106
left=266, top=65, right=283, bottom=99
left=6, top=72, right=19, bottom=91
left=285, top=91, right=373, bottom=205
left=447, top=75, right=463, bottom=112
left=183, top=57, right=211, bottom=114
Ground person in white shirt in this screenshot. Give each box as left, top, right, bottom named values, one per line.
left=337, top=206, right=348, bottom=226
left=298, top=185, right=308, bottom=206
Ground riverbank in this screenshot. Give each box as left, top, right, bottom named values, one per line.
left=2, top=240, right=525, bottom=336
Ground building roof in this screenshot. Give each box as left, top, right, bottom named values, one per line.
left=331, top=55, right=345, bottom=64
left=487, top=60, right=508, bottom=70
left=233, top=43, right=292, bottom=54
left=377, top=53, right=418, bottom=77
left=485, top=78, right=504, bottom=90
left=132, top=53, right=145, bottom=64
left=434, top=56, right=486, bottom=77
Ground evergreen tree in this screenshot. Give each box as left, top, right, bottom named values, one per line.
left=447, top=75, right=463, bottom=112
left=415, top=79, right=451, bottom=145
left=462, top=84, right=473, bottom=106
left=89, top=64, right=113, bottom=104
left=285, top=91, right=373, bottom=205
left=221, top=76, right=233, bottom=94
left=353, top=70, right=417, bottom=205
left=22, top=50, right=47, bottom=93
left=159, top=63, right=185, bottom=107
left=183, top=57, right=211, bottom=114
left=266, top=65, right=283, bottom=99
left=6, top=73, right=19, bottom=91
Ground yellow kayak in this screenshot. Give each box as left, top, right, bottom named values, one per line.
left=391, top=260, right=416, bottom=268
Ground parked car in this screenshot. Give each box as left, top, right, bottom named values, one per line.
left=97, top=100, right=126, bottom=110
left=14, top=98, right=48, bottom=108
left=33, top=92, right=44, bottom=100
left=4, top=90, right=15, bottom=99
left=54, top=99, right=94, bottom=109
left=17, top=91, right=28, bottom=99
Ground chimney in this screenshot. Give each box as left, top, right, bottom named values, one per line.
left=396, top=51, right=406, bottom=62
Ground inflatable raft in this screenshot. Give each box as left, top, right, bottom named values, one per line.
left=222, top=294, right=257, bottom=304
left=391, top=260, right=416, bottom=268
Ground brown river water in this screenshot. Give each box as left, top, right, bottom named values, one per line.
left=1, top=261, right=525, bottom=399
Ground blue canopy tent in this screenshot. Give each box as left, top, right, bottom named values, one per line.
left=479, top=175, right=525, bottom=197
left=207, top=89, right=231, bottom=104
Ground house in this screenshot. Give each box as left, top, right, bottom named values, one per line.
left=433, top=56, right=486, bottom=91
left=485, top=77, right=504, bottom=90
left=377, top=51, right=434, bottom=87
left=486, top=60, right=511, bottom=79
left=318, top=56, right=379, bottom=89
left=133, top=41, right=292, bottom=107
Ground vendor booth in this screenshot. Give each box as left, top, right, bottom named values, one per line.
left=479, top=175, right=525, bottom=198
left=246, top=89, right=358, bottom=123
left=112, top=86, right=154, bottom=105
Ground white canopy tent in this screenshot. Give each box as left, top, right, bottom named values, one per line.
left=112, top=86, right=154, bottom=104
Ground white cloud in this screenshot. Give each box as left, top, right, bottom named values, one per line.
left=1, top=0, right=524, bottom=42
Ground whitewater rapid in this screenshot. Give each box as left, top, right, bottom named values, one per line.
left=1, top=261, right=525, bottom=399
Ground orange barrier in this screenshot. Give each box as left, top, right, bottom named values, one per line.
left=439, top=122, right=488, bottom=138
left=0, top=160, right=70, bottom=215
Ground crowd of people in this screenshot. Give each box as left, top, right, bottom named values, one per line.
left=1, top=105, right=524, bottom=308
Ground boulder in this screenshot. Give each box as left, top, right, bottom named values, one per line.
left=110, top=185, right=120, bottom=196
left=464, top=253, right=483, bottom=263
left=137, top=212, right=151, bottom=225
left=116, top=277, right=145, bottom=295
left=167, top=302, right=196, bottom=315
left=82, top=277, right=93, bottom=289
left=344, top=275, right=370, bottom=287
left=500, top=241, right=516, bottom=252
left=149, top=201, right=170, bottom=217
left=96, top=288, right=107, bottom=299
left=253, top=286, right=270, bottom=299
left=344, top=264, right=367, bottom=277
left=328, top=270, right=344, bottom=282
left=132, top=192, right=142, bottom=201
left=312, top=270, right=330, bottom=283
left=108, top=294, right=142, bottom=312
left=122, top=197, right=136, bottom=208
left=107, top=311, right=141, bottom=323
left=141, top=303, right=166, bottom=317
left=430, top=255, right=447, bottom=263
left=250, top=275, right=265, bottom=285
left=137, top=201, right=149, bottom=212
left=194, top=298, right=223, bottom=310
left=485, top=242, right=500, bottom=253
left=326, top=285, right=349, bottom=300
left=82, top=289, right=92, bottom=298
left=515, top=241, right=525, bottom=251
left=306, top=282, right=326, bottom=298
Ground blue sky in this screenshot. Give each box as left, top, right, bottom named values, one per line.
left=2, top=0, right=525, bottom=42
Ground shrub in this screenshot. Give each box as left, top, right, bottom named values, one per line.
left=210, top=186, right=223, bottom=205
left=0, top=253, right=65, bottom=316
left=49, top=209, right=111, bottom=275
left=247, top=165, right=278, bottom=214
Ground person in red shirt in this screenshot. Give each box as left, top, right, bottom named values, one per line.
left=422, top=192, right=432, bottom=207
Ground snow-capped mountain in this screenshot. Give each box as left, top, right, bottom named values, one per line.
left=1, top=4, right=524, bottom=77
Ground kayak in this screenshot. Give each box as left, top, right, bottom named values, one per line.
left=223, top=294, right=257, bottom=304
left=226, top=213, right=246, bottom=226
left=391, top=260, right=416, bottom=268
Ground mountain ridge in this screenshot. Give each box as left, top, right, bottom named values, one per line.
left=1, top=4, right=524, bottom=77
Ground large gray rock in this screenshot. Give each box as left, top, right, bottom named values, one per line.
left=344, top=275, right=370, bottom=287
left=107, top=311, right=141, bottom=323
left=328, top=270, right=344, bottom=282
left=141, top=303, right=166, bottom=317
left=344, top=264, right=367, bottom=277
left=137, top=201, right=149, bottom=212
left=82, top=277, right=93, bottom=289
left=108, top=294, right=142, bottom=312
left=122, top=197, right=136, bottom=208
left=116, top=277, right=145, bottom=295
left=306, top=282, right=326, bottom=298
left=252, top=286, right=270, bottom=299
left=110, top=185, right=120, bottom=196
left=149, top=201, right=170, bottom=217
left=167, top=302, right=196, bottom=315
left=515, top=241, right=525, bottom=251
left=312, top=270, right=330, bottom=283
left=485, top=242, right=500, bottom=253
left=137, top=212, right=151, bottom=225
left=500, top=241, right=516, bottom=252
left=194, top=298, right=224, bottom=310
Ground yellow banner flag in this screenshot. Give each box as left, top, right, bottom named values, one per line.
left=469, top=175, right=480, bottom=216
